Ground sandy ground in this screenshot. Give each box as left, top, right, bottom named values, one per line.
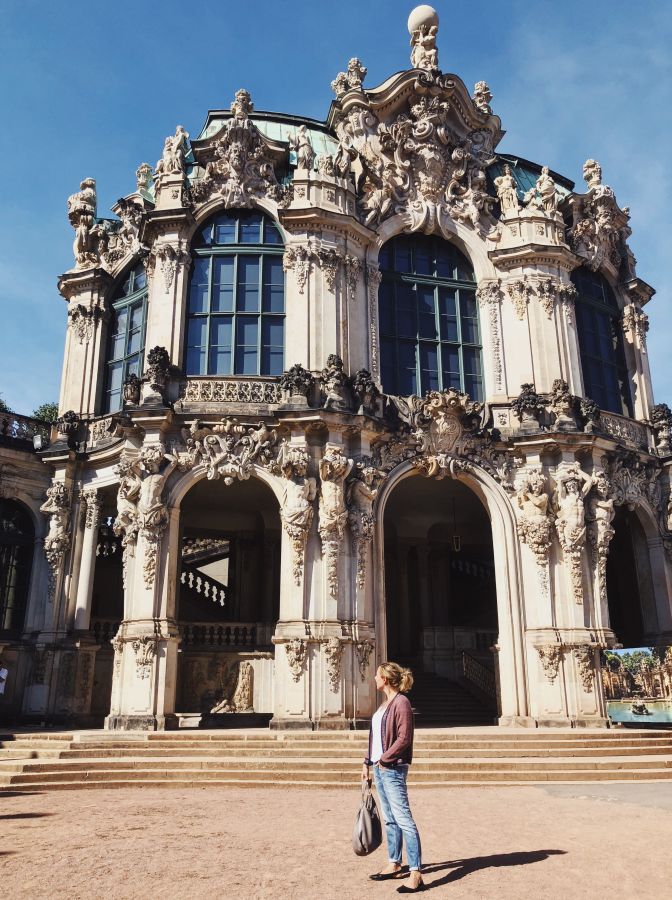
left=2, top=784, right=672, bottom=899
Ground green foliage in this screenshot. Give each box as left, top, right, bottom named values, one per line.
left=0, top=394, right=10, bottom=413
left=32, top=402, right=59, bottom=424
left=619, top=650, right=653, bottom=673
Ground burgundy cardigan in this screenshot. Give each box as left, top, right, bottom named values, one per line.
left=364, top=692, right=414, bottom=767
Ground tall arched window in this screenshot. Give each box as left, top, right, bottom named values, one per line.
left=572, top=267, right=632, bottom=416
left=378, top=234, right=482, bottom=399
left=104, top=263, right=148, bottom=412
left=185, top=210, right=285, bottom=377
left=0, top=499, right=34, bottom=634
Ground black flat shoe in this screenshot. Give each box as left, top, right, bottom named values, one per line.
left=397, top=880, right=426, bottom=893
left=369, top=868, right=408, bottom=881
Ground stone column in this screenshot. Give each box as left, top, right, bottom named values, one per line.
left=74, top=488, right=102, bottom=632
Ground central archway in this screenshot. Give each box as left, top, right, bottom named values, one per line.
left=382, top=473, right=499, bottom=725
left=176, top=475, right=281, bottom=724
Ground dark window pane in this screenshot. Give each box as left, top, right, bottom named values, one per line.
left=237, top=256, right=260, bottom=312
left=108, top=362, right=123, bottom=392
left=262, top=316, right=284, bottom=348
left=262, top=257, right=285, bottom=312
left=395, top=242, right=412, bottom=274
left=378, top=244, right=392, bottom=271
left=435, top=245, right=454, bottom=279
left=210, top=316, right=233, bottom=349
left=237, top=317, right=258, bottom=348
left=415, top=245, right=431, bottom=276
left=465, top=374, right=483, bottom=401
left=186, top=346, right=206, bottom=375
left=240, top=214, right=263, bottom=243
left=379, top=284, right=395, bottom=335
left=212, top=257, right=234, bottom=312
left=214, top=217, right=236, bottom=244
left=420, top=343, right=439, bottom=393
left=187, top=317, right=207, bottom=348
left=133, top=267, right=147, bottom=291
left=418, top=286, right=437, bottom=339
left=209, top=347, right=232, bottom=375
left=463, top=347, right=482, bottom=376
left=397, top=284, right=416, bottom=338
left=264, top=220, right=283, bottom=245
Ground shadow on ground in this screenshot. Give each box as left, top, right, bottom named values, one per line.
left=420, top=849, right=567, bottom=891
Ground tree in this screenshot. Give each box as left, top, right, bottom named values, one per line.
left=0, top=394, right=10, bottom=413
left=32, top=402, right=59, bottom=424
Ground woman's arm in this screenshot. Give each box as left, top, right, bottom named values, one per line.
left=378, top=700, right=413, bottom=766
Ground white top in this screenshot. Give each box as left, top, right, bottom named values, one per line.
left=370, top=705, right=386, bottom=763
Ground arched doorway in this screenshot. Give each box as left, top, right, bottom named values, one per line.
left=0, top=498, right=34, bottom=635
left=383, top=474, right=498, bottom=725
left=606, top=507, right=657, bottom=646
left=176, top=475, right=281, bottom=724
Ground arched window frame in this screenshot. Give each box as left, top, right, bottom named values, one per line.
left=572, top=267, right=632, bottom=416
left=103, top=263, right=148, bottom=413
left=184, top=209, right=285, bottom=378
left=0, top=498, right=35, bottom=634
left=377, top=234, right=483, bottom=399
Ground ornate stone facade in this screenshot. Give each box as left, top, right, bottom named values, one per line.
left=4, top=6, right=670, bottom=733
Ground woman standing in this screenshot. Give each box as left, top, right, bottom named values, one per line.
left=362, top=662, right=424, bottom=893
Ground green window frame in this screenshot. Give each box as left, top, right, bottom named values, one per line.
left=572, top=267, right=632, bottom=416
left=185, top=210, right=285, bottom=377
left=104, top=263, right=148, bottom=413
left=378, top=234, right=483, bottom=399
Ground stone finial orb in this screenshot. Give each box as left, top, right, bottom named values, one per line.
left=407, top=5, right=439, bottom=34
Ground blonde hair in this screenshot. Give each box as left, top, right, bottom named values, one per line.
left=378, top=662, right=413, bottom=693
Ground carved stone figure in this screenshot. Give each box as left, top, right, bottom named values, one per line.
left=123, top=373, right=141, bottom=406
left=587, top=470, right=615, bottom=608
left=568, top=159, right=631, bottom=273
left=180, top=418, right=278, bottom=484
left=472, top=81, right=493, bottom=114
left=278, top=443, right=317, bottom=585
left=408, top=6, right=439, bottom=70
left=516, top=469, right=553, bottom=592
left=494, top=164, right=520, bottom=216
left=550, top=379, right=577, bottom=431
left=67, top=178, right=99, bottom=269
left=351, top=369, right=380, bottom=415
left=331, top=58, right=367, bottom=97
left=113, top=454, right=142, bottom=574
left=347, top=466, right=380, bottom=588
left=154, top=125, right=189, bottom=178
left=144, top=346, right=171, bottom=400
left=135, top=444, right=179, bottom=587
left=40, top=482, right=71, bottom=595
left=524, top=166, right=558, bottom=214
left=290, top=125, right=315, bottom=171
left=580, top=397, right=601, bottom=433
left=321, top=355, right=351, bottom=411
left=651, top=403, right=672, bottom=456
left=319, top=444, right=354, bottom=597
left=554, top=463, right=594, bottom=604
left=317, top=154, right=336, bottom=177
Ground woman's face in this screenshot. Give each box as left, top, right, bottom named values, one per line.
left=374, top=668, right=386, bottom=691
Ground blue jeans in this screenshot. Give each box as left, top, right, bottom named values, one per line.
left=373, top=764, right=422, bottom=871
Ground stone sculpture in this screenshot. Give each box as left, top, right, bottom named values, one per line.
left=408, top=5, right=439, bottom=70
left=290, top=125, right=315, bottom=171
left=516, top=469, right=553, bottom=594
left=319, top=444, right=354, bottom=597
left=494, top=164, right=520, bottom=216
left=524, top=166, right=558, bottom=214
left=154, top=125, right=189, bottom=178
left=278, top=443, right=317, bottom=585
left=554, top=463, right=594, bottom=604
left=67, top=178, right=99, bottom=269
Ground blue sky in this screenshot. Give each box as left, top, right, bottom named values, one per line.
left=1, top=0, right=670, bottom=415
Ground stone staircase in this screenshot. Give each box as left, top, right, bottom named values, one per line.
left=407, top=671, right=497, bottom=726
left=2, top=729, right=672, bottom=790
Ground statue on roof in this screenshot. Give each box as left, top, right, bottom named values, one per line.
left=472, top=81, right=493, bottom=115
left=154, top=125, right=190, bottom=178
left=67, top=178, right=99, bottom=269
left=289, top=125, right=316, bottom=171
left=524, top=166, right=559, bottom=214
left=494, top=164, right=520, bottom=216
left=408, top=5, right=439, bottom=71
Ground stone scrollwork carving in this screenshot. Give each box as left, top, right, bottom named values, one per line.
left=149, top=242, right=191, bottom=294
left=505, top=278, right=531, bottom=321
left=179, top=418, right=278, bottom=484
left=283, top=243, right=315, bottom=295
left=40, top=481, right=71, bottom=597
left=324, top=637, right=344, bottom=692
left=650, top=404, right=672, bottom=457
left=191, top=89, right=287, bottom=209
left=553, top=463, right=594, bottom=605
left=347, top=464, right=381, bottom=589
left=559, top=283, right=577, bottom=326
left=316, top=247, right=344, bottom=293
left=80, top=487, right=102, bottom=531
left=319, top=444, right=354, bottom=598
left=182, top=379, right=282, bottom=405
left=278, top=443, right=317, bottom=585
left=285, top=638, right=308, bottom=681
left=534, top=277, right=557, bottom=319
left=607, top=452, right=661, bottom=512
left=355, top=640, right=375, bottom=680
left=68, top=304, right=103, bottom=345
left=516, top=469, right=553, bottom=595
left=536, top=644, right=563, bottom=683
left=366, top=265, right=383, bottom=382
left=101, top=197, right=146, bottom=268
left=586, top=470, right=615, bottom=609
left=622, top=304, right=649, bottom=354
left=476, top=280, right=503, bottom=393
left=132, top=635, right=158, bottom=680
left=573, top=645, right=596, bottom=693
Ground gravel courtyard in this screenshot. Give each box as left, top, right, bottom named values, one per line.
left=2, top=783, right=671, bottom=899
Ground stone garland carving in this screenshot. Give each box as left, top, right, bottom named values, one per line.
left=321, top=355, right=352, bottom=411
left=535, top=277, right=557, bottom=319
left=331, top=57, right=367, bottom=97
left=179, top=418, right=278, bottom=484
left=650, top=404, right=672, bottom=457
left=344, top=255, right=362, bottom=303
left=80, top=487, right=102, bottom=531
left=113, top=454, right=142, bottom=585
left=586, top=470, right=615, bottom=609
left=211, top=660, right=254, bottom=713
left=334, top=79, right=497, bottom=236
left=536, top=644, right=563, bottom=683
left=347, top=465, right=381, bottom=589
left=476, top=280, right=503, bottom=393
left=148, top=243, right=191, bottom=293
left=316, top=247, right=343, bottom=293
left=366, top=265, right=383, bottom=382
left=40, top=482, right=71, bottom=597
left=68, top=304, right=103, bottom=345
left=573, top=645, right=596, bottom=693
left=278, top=443, right=317, bottom=585
left=132, top=635, right=158, bottom=680
left=606, top=452, right=661, bottom=512
left=472, top=81, right=493, bottom=115
left=505, top=278, right=531, bottom=320
left=67, top=178, right=99, bottom=269
left=553, top=463, right=594, bottom=605
left=319, top=444, right=354, bottom=598
left=285, top=638, right=308, bottom=681
left=523, top=166, right=559, bottom=214
left=190, top=89, right=288, bottom=209
left=599, top=412, right=648, bottom=450
left=324, top=637, right=344, bottom=692
left=568, top=159, right=633, bottom=274
left=622, top=304, right=649, bottom=354
left=283, top=243, right=314, bottom=294
left=516, top=469, right=553, bottom=595
left=355, top=640, right=374, bottom=680
left=559, top=284, right=577, bottom=326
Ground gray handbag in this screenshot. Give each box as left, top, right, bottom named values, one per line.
left=352, top=780, right=383, bottom=856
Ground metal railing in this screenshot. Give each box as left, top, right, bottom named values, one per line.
left=90, top=619, right=121, bottom=645
left=462, top=651, right=496, bottom=699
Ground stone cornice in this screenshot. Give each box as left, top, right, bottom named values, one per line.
left=488, top=243, right=579, bottom=273
left=279, top=207, right=375, bottom=245
left=57, top=266, right=113, bottom=302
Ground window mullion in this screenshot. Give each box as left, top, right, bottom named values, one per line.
left=258, top=254, right=264, bottom=374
